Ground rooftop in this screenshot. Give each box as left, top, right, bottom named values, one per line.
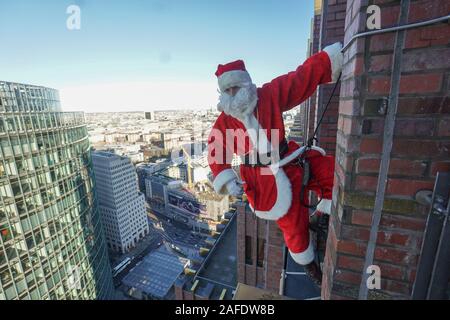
left=194, top=190, right=226, bottom=202
left=147, top=174, right=181, bottom=186
left=197, top=215, right=237, bottom=287
left=283, top=253, right=321, bottom=300
left=190, top=212, right=238, bottom=299
left=233, top=283, right=293, bottom=300
left=92, top=150, right=127, bottom=160
left=121, top=246, right=189, bottom=299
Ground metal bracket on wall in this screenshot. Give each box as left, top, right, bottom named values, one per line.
left=415, top=190, right=433, bottom=206
left=412, top=172, right=450, bottom=300
left=378, top=98, right=389, bottom=116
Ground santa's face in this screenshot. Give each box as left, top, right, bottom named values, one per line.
left=217, top=83, right=258, bottom=120
left=224, top=86, right=241, bottom=97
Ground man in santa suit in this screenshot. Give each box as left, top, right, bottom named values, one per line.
left=207, top=43, right=343, bottom=286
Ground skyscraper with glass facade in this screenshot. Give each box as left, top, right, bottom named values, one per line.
left=0, top=81, right=114, bottom=299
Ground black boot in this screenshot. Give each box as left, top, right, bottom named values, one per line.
left=310, top=213, right=330, bottom=252
left=304, top=261, right=322, bottom=287
left=317, top=214, right=330, bottom=250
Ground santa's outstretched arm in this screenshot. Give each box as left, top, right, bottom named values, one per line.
left=260, top=42, right=343, bottom=112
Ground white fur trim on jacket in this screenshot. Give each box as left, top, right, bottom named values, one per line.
left=249, top=168, right=292, bottom=221
left=269, top=145, right=326, bottom=171
left=241, top=114, right=272, bottom=154
left=323, top=42, right=343, bottom=83
left=212, top=169, right=237, bottom=195
left=240, top=114, right=327, bottom=161
left=316, top=198, right=332, bottom=215
left=289, top=236, right=315, bottom=265
left=218, top=70, right=252, bottom=92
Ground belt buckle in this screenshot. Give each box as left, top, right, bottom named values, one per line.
left=293, top=155, right=305, bottom=168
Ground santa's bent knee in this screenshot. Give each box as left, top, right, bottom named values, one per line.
left=316, top=198, right=332, bottom=215
left=289, top=238, right=315, bottom=265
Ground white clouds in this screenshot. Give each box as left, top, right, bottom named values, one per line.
left=59, top=81, right=219, bottom=112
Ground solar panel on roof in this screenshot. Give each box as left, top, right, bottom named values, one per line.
left=122, top=247, right=189, bottom=299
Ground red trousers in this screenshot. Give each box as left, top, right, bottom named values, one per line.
left=275, top=150, right=335, bottom=265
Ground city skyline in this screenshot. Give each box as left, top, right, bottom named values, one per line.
left=0, top=0, right=314, bottom=113
left=2, top=0, right=446, bottom=302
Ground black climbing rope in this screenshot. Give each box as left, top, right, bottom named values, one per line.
left=308, top=72, right=342, bottom=149
left=300, top=72, right=342, bottom=210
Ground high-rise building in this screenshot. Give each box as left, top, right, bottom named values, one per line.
left=288, top=112, right=305, bottom=145
left=136, top=161, right=171, bottom=193
left=0, top=81, right=114, bottom=300
left=91, top=151, right=149, bottom=253
left=144, top=111, right=155, bottom=121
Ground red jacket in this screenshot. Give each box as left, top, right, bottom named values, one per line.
left=208, top=51, right=334, bottom=221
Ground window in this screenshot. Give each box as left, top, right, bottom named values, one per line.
left=0, top=162, right=5, bottom=178
left=245, top=236, right=253, bottom=265
left=257, top=238, right=266, bottom=268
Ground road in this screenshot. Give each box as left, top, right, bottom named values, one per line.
left=148, top=210, right=208, bottom=249
left=110, top=207, right=208, bottom=288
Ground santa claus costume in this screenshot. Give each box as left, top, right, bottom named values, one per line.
left=207, top=43, right=343, bottom=285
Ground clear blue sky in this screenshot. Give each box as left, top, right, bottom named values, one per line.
left=0, top=0, right=315, bottom=111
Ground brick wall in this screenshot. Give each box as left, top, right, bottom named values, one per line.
left=174, top=282, right=184, bottom=300
left=303, top=3, right=324, bottom=145
left=322, top=0, right=450, bottom=299
left=236, top=202, right=285, bottom=293
left=265, top=222, right=285, bottom=291
left=316, top=0, right=347, bottom=156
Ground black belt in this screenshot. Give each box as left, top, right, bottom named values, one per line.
left=242, top=139, right=289, bottom=167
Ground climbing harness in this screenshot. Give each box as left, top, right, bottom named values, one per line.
left=299, top=72, right=342, bottom=210
left=241, top=139, right=289, bottom=167
left=245, top=72, right=343, bottom=212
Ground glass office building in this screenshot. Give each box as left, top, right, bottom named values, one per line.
left=0, top=81, right=114, bottom=299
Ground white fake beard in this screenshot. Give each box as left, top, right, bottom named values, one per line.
left=217, top=84, right=258, bottom=120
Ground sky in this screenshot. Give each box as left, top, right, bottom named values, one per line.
left=0, top=0, right=314, bottom=112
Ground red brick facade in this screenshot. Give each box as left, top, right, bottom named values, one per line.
left=322, top=0, right=450, bottom=299
left=304, top=0, right=347, bottom=156
left=236, top=202, right=285, bottom=293
left=303, top=1, right=323, bottom=146
left=315, top=0, right=347, bottom=156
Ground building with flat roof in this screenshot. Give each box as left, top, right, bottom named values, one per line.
left=175, top=210, right=237, bottom=300
left=122, top=246, right=189, bottom=300
left=146, top=174, right=229, bottom=231
left=136, top=160, right=171, bottom=193
left=144, top=111, right=155, bottom=121
left=92, top=151, right=149, bottom=253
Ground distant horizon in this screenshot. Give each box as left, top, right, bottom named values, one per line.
left=82, top=108, right=215, bottom=114
left=1, top=1, right=314, bottom=113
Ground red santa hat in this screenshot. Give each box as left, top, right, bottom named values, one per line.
left=215, top=60, right=253, bottom=92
